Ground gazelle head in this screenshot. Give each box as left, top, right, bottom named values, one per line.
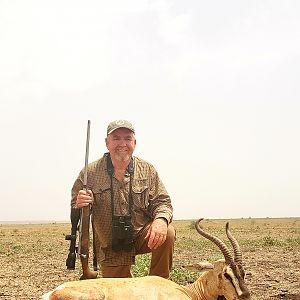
left=184, top=219, right=251, bottom=300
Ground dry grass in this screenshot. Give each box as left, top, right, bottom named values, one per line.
left=0, top=218, right=299, bottom=299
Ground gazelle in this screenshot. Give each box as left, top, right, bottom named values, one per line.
left=42, top=218, right=250, bottom=299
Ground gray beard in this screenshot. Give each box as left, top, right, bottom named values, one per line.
left=115, top=154, right=130, bottom=162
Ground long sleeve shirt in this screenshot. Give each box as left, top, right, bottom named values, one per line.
left=71, top=154, right=173, bottom=266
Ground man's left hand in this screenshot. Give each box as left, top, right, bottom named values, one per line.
left=145, top=218, right=168, bottom=250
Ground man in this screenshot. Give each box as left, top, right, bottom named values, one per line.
left=72, top=120, right=175, bottom=278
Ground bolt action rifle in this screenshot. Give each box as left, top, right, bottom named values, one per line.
left=65, top=207, right=80, bottom=270
left=65, top=120, right=98, bottom=280
left=65, top=208, right=98, bottom=276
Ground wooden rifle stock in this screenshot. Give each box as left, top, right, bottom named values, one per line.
left=79, top=206, right=97, bottom=279
left=78, top=120, right=97, bottom=280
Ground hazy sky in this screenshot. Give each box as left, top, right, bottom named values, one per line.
left=1, top=0, right=299, bottom=222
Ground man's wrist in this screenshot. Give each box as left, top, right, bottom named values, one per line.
left=156, top=217, right=168, bottom=225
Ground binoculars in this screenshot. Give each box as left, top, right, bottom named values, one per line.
left=112, top=215, right=134, bottom=252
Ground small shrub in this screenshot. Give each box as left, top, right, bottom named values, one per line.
left=262, top=236, right=282, bottom=246
left=132, top=254, right=151, bottom=277
left=189, top=220, right=196, bottom=230
left=291, top=228, right=300, bottom=234
left=12, top=244, right=22, bottom=252
left=170, top=265, right=198, bottom=284
left=286, top=237, right=300, bottom=246
left=132, top=254, right=198, bottom=285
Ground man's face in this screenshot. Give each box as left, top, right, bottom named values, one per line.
left=105, top=128, right=136, bottom=162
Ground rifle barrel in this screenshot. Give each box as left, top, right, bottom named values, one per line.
left=78, top=120, right=91, bottom=256
left=83, top=120, right=90, bottom=190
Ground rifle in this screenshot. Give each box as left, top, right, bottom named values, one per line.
left=65, top=207, right=80, bottom=270
left=65, top=208, right=98, bottom=276
left=65, top=120, right=97, bottom=280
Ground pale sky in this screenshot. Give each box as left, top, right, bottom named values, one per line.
left=1, top=0, right=299, bottom=222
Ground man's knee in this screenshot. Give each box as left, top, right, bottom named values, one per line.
left=165, top=224, right=176, bottom=246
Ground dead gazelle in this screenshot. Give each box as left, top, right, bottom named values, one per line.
left=42, top=218, right=250, bottom=300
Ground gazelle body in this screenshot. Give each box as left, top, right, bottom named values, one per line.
left=42, top=219, right=250, bottom=300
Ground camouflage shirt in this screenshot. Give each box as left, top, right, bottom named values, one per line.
left=71, top=154, right=173, bottom=266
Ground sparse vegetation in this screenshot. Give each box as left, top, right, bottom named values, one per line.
left=0, top=244, right=5, bottom=254
left=132, top=253, right=199, bottom=284
left=0, top=218, right=299, bottom=299
left=132, top=254, right=151, bottom=277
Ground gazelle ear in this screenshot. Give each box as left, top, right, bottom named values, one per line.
left=182, top=261, right=214, bottom=272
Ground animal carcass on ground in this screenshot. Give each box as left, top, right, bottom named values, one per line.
left=42, top=218, right=251, bottom=300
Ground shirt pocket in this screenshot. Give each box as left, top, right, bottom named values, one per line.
left=92, top=186, right=111, bottom=209
left=132, top=185, right=149, bottom=209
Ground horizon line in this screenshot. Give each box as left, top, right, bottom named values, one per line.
left=1, top=216, right=300, bottom=225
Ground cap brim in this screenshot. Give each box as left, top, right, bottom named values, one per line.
left=107, top=126, right=135, bottom=135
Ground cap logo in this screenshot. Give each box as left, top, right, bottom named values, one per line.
left=115, top=120, right=125, bottom=126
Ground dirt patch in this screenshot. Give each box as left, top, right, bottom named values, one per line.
left=0, top=218, right=299, bottom=299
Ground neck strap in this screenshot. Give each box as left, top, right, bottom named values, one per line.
left=106, top=153, right=134, bottom=216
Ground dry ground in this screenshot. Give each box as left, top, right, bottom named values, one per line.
left=0, top=218, right=299, bottom=300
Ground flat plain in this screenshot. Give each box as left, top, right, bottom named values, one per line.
left=0, top=217, right=299, bottom=299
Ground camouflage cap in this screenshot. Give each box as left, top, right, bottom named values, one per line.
left=107, top=120, right=135, bottom=135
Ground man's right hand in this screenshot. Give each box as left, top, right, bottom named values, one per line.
left=76, top=189, right=94, bottom=208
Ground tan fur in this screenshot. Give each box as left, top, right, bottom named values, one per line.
left=43, top=219, right=251, bottom=300
left=42, top=259, right=249, bottom=300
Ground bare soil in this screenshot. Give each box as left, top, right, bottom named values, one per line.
left=0, top=218, right=299, bottom=300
